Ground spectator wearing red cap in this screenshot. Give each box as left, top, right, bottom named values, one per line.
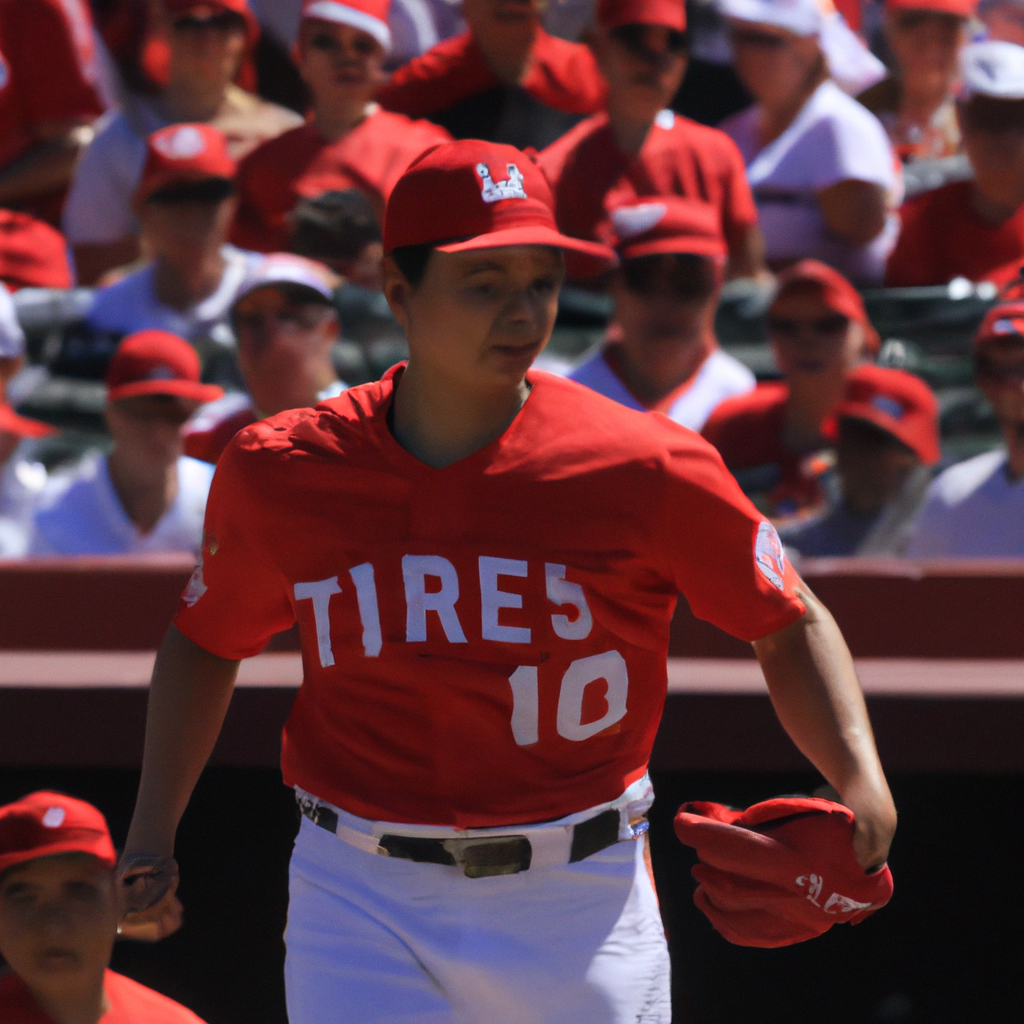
left=62, top=0, right=301, bottom=286
left=886, top=40, right=1024, bottom=287
left=375, top=0, right=607, bottom=149
left=0, top=0, right=106, bottom=227
left=858, top=0, right=974, bottom=163
left=538, top=0, right=767, bottom=280
left=0, top=211, right=73, bottom=292
left=184, top=254, right=347, bottom=463
left=0, top=791, right=206, bottom=1024
left=30, top=330, right=222, bottom=555
left=570, top=197, right=755, bottom=430
left=86, top=124, right=262, bottom=351
left=230, top=0, right=450, bottom=254
left=907, top=303, right=1024, bottom=555
left=718, top=0, right=900, bottom=284
left=703, top=259, right=878, bottom=521
left=780, top=365, right=940, bottom=556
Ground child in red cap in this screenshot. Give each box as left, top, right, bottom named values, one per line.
left=0, top=792, right=205, bottom=1024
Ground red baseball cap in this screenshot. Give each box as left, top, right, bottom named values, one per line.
left=0, top=792, right=117, bottom=876
left=105, top=331, right=225, bottom=404
left=0, top=210, right=73, bottom=291
left=607, top=197, right=726, bottom=261
left=135, top=123, right=236, bottom=207
left=772, top=259, right=881, bottom=353
left=885, top=0, right=976, bottom=16
left=836, top=364, right=940, bottom=465
left=162, top=0, right=260, bottom=44
left=597, top=0, right=687, bottom=32
left=0, top=403, right=56, bottom=438
left=674, top=797, right=894, bottom=948
left=302, top=0, right=392, bottom=49
left=383, top=140, right=616, bottom=278
left=974, top=301, right=1024, bottom=350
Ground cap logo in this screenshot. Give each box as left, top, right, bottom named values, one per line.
left=870, top=395, right=905, bottom=419
left=992, top=317, right=1024, bottom=336
left=755, top=521, right=786, bottom=590
left=153, top=125, right=207, bottom=161
left=42, top=806, right=66, bottom=828
left=611, top=203, right=667, bottom=240
left=146, top=365, right=178, bottom=381
left=477, top=162, right=527, bottom=203
left=183, top=552, right=207, bottom=608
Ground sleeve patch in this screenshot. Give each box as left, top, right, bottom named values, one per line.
left=755, top=521, right=786, bottom=591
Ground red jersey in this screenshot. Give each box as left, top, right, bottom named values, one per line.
left=376, top=30, right=607, bottom=121
left=701, top=383, right=833, bottom=521
left=183, top=404, right=256, bottom=464
left=0, top=970, right=207, bottom=1024
left=886, top=181, right=1024, bottom=288
left=175, top=366, right=804, bottom=827
left=231, top=111, right=451, bottom=252
left=539, top=110, right=758, bottom=247
left=0, top=0, right=105, bottom=221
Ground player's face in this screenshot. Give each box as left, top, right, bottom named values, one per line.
left=105, top=395, right=198, bottom=471
left=884, top=10, right=965, bottom=91
left=597, top=26, right=688, bottom=120
left=0, top=855, right=118, bottom=995
left=168, top=7, right=248, bottom=87
left=299, top=20, right=385, bottom=101
left=384, top=245, right=564, bottom=391
left=729, top=22, right=822, bottom=108
left=769, top=286, right=866, bottom=382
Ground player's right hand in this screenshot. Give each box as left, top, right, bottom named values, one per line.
left=116, top=853, right=183, bottom=941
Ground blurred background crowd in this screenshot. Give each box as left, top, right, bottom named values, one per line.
left=1, top=0, right=1023, bottom=563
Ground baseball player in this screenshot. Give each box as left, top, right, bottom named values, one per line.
left=118, top=139, right=896, bottom=1024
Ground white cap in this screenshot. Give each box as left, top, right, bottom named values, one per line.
left=719, top=0, right=824, bottom=36
left=234, top=253, right=340, bottom=306
left=302, top=0, right=392, bottom=51
left=0, top=283, right=25, bottom=360
left=961, top=40, right=1024, bottom=100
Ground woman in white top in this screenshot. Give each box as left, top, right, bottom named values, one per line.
left=719, top=0, right=899, bottom=284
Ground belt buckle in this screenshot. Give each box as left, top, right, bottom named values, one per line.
left=442, top=836, right=532, bottom=878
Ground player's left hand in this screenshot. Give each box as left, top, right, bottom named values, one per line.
left=836, top=775, right=897, bottom=872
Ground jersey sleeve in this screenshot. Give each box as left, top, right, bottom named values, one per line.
left=655, top=422, right=805, bottom=641
left=173, top=435, right=296, bottom=659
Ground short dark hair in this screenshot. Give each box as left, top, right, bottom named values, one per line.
left=389, top=244, right=436, bottom=287
left=290, top=189, right=382, bottom=264
left=145, top=177, right=235, bottom=205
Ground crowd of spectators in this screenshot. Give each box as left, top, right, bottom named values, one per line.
left=0, top=0, right=1022, bottom=566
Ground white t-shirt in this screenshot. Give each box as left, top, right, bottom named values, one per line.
left=86, top=246, right=261, bottom=343
left=721, top=80, right=900, bottom=284
left=30, top=453, right=214, bottom=556
left=62, top=102, right=169, bottom=246
left=906, top=449, right=1024, bottom=557
left=0, top=447, right=47, bottom=557
left=569, top=346, right=755, bottom=432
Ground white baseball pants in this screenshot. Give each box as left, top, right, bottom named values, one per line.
left=284, top=814, right=671, bottom=1024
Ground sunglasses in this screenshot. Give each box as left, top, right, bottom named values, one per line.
left=730, top=28, right=789, bottom=50
left=892, top=10, right=963, bottom=32
left=145, top=178, right=236, bottom=206
left=768, top=314, right=850, bottom=337
left=172, top=11, right=247, bottom=32
left=234, top=305, right=334, bottom=333
left=308, top=31, right=381, bottom=56
left=115, top=398, right=197, bottom=426
left=609, top=24, right=688, bottom=59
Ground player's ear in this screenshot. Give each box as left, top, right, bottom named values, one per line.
left=382, top=256, right=412, bottom=331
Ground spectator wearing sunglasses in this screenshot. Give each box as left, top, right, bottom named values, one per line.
left=86, top=124, right=261, bottom=355
left=62, top=0, right=301, bottom=286
left=702, top=259, right=878, bottom=522
left=781, top=365, right=940, bottom=557
left=887, top=40, right=1024, bottom=287
left=538, top=0, right=766, bottom=281
left=570, top=197, right=755, bottom=430
left=906, top=304, right=1024, bottom=555
left=718, top=0, right=899, bottom=284
left=184, top=254, right=347, bottom=464
left=858, top=0, right=975, bottom=163
left=231, top=0, right=449, bottom=254
left=30, top=330, right=223, bottom=556
left=375, top=0, right=607, bottom=149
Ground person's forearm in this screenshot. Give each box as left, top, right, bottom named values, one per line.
left=0, top=127, right=93, bottom=205
left=124, top=625, right=240, bottom=855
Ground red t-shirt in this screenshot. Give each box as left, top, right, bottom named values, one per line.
left=174, top=366, right=805, bottom=827
left=376, top=30, right=607, bottom=120
left=0, top=0, right=105, bottom=220
left=183, top=405, right=257, bottom=465
left=0, top=970, right=207, bottom=1024
left=701, top=383, right=832, bottom=520
left=231, top=111, right=450, bottom=252
left=539, top=110, right=758, bottom=247
left=886, top=180, right=1024, bottom=288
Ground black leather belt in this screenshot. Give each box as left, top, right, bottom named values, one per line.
left=297, top=797, right=628, bottom=878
